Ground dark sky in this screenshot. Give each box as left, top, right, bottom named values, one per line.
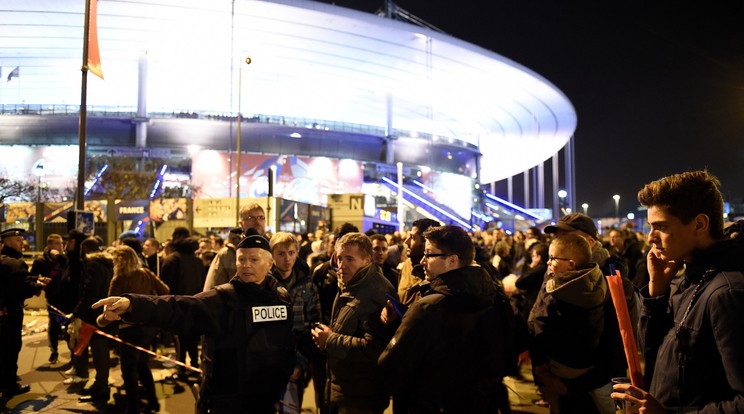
left=320, top=1, right=744, bottom=217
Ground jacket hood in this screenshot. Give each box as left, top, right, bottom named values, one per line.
left=687, top=235, right=744, bottom=281
left=173, top=236, right=199, bottom=254
left=83, top=251, right=114, bottom=266
left=430, top=265, right=497, bottom=311
left=546, top=263, right=607, bottom=308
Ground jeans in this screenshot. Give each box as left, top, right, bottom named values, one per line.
left=119, top=326, right=158, bottom=414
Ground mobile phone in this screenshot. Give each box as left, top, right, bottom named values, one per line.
left=385, top=293, right=408, bottom=318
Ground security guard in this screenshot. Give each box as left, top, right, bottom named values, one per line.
left=0, top=228, right=50, bottom=397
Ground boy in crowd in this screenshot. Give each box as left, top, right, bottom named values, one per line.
left=529, top=232, right=609, bottom=413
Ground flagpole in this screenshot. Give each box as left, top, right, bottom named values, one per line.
left=77, top=0, right=92, bottom=211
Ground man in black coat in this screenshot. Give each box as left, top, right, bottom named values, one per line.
left=379, top=225, right=512, bottom=413
left=0, top=229, right=49, bottom=397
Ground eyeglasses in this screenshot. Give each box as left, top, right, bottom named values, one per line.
left=242, top=215, right=265, bottom=222
left=423, top=252, right=452, bottom=259
left=548, top=256, right=573, bottom=263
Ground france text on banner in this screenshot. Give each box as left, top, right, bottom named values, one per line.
left=88, top=0, right=103, bottom=79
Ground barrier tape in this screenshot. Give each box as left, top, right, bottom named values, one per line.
left=46, top=304, right=202, bottom=374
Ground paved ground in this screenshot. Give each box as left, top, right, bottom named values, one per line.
left=2, top=309, right=548, bottom=414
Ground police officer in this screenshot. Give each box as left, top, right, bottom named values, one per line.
left=94, top=232, right=295, bottom=413
left=0, top=228, right=50, bottom=397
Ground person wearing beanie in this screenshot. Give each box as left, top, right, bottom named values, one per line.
left=93, top=230, right=295, bottom=413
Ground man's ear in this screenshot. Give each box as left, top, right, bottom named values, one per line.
left=694, top=214, right=710, bottom=233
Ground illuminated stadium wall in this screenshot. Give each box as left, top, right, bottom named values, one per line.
left=0, top=0, right=576, bottom=214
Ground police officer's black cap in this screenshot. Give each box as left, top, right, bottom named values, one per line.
left=0, top=228, right=26, bottom=239
left=236, top=228, right=270, bottom=252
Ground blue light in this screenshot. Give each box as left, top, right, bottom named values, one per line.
left=382, top=177, right=473, bottom=230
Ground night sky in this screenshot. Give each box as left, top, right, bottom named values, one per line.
left=319, top=0, right=744, bottom=218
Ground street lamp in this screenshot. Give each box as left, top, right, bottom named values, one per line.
left=581, top=203, right=589, bottom=215
left=613, top=194, right=620, bottom=219
left=557, top=189, right=567, bottom=217
left=235, top=56, right=252, bottom=223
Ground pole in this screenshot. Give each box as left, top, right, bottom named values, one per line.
left=77, top=0, right=92, bottom=211
left=235, top=65, right=242, bottom=224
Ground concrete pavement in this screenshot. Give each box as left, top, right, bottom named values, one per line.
left=2, top=308, right=548, bottom=414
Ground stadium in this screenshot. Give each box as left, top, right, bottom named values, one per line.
left=0, top=0, right=576, bottom=238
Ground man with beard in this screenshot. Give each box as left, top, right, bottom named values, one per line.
left=397, top=219, right=440, bottom=306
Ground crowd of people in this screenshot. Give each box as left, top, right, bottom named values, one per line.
left=1, top=170, right=743, bottom=413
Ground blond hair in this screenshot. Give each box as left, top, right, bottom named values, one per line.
left=112, top=245, right=142, bottom=277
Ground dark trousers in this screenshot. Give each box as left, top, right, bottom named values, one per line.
left=0, top=309, right=23, bottom=388
left=175, top=334, right=200, bottom=370
left=47, top=306, right=66, bottom=353
left=311, top=353, right=329, bottom=414
left=119, top=327, right=157, bottom=414
left=73, top=334, right=111, bottom=390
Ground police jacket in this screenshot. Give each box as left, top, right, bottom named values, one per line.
left=379, top=265, right=510, bottom=413
left=0, top=246, right=39, bottom=312
left=122, top=276, right=295, bottom=411
left=642, top=236, right=744, bottom=413
left=326, top=263, right=397, bottom=410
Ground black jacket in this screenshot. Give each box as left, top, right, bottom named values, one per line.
left=72, top=252, right=115, bottom=328
left=123, top=276, right=295, bottom=412
left=161, top=237, right=204, bottom=295
left=642, top=236, right=744, bottom=413
left=379, top=265, right=510, bottom=413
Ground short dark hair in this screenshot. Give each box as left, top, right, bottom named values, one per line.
left=172, top=227, right=190, bottom=239
left=369, top=234, right=387, bottom=244
left=120, top=237, right=143, bottom=254
left=412, top=218, right=441, bottom=234
left=638, top=170, right=724, bottom=239
left=423, top=225, right=474, bottom=265
left=333, top=223, right=359, bottom=243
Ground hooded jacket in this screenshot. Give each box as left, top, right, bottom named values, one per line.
left=378, top=265, right=510, bottom=413
left=529, top=264, right=607, bottom=374
left=642, top=236, right=744, bottom=413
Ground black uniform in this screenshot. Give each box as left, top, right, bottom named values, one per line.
left=121, top=276, right=296, bottom=413
left=0, top=244, right=42, bottom=396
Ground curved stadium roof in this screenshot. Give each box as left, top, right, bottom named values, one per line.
left=0, top=0, right=576, bottom=183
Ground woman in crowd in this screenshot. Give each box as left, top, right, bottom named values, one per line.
left=99, top=245, right=169, bottom=414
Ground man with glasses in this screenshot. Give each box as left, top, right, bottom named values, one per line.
left=379, top=225, right=512, bottom=413
left=204, top=203, right=266, bottom=291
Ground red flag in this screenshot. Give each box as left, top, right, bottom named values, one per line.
left=6, top=66, right=19, bottom=82
left=606, top=270, right=644, bottom=388
left=73, top=321, right=98, bottom=356
left=87, top=0, right=104, bottom=80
